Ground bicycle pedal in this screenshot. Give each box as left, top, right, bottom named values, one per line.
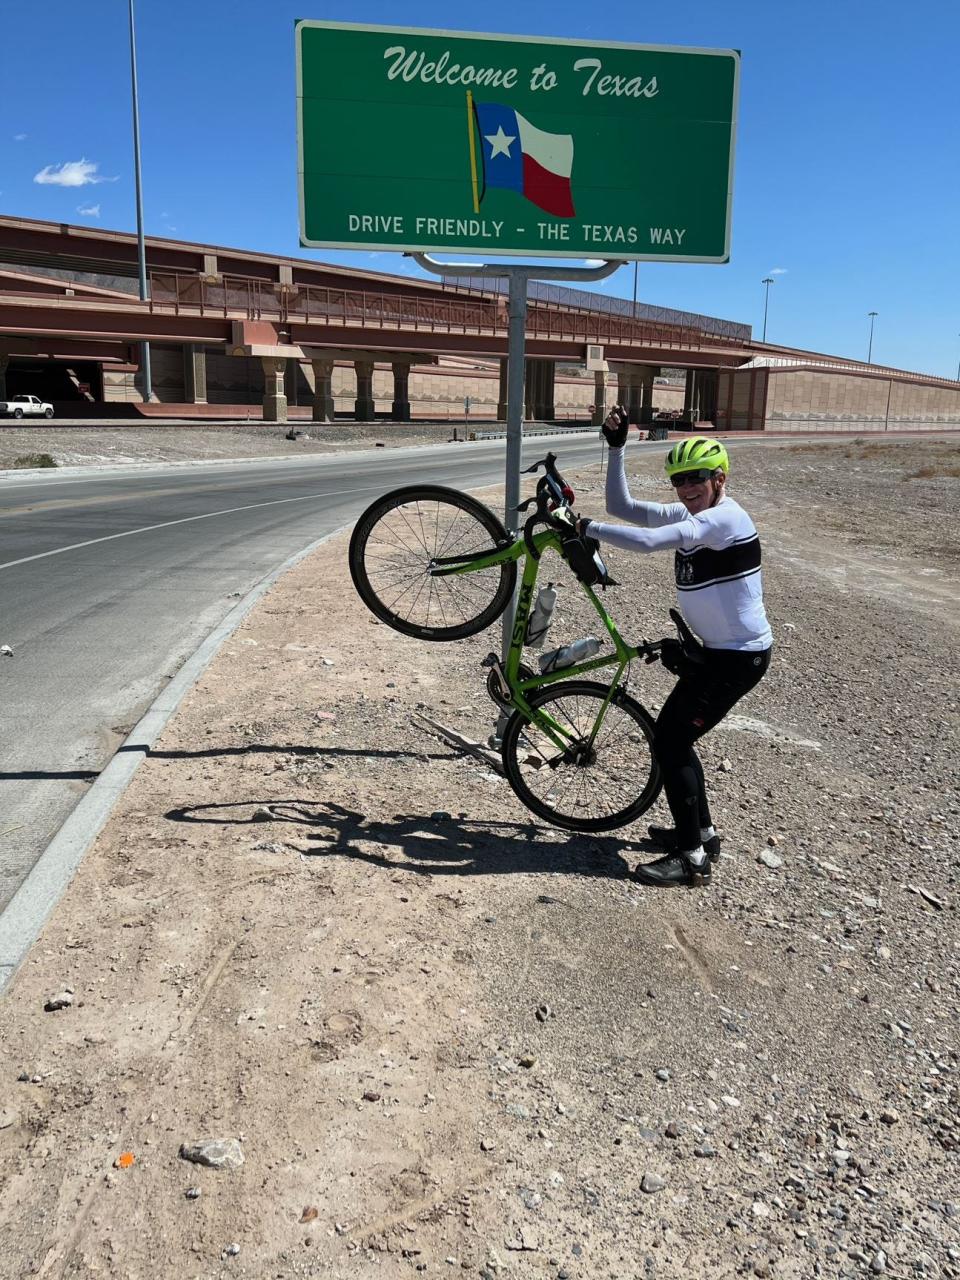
left=481, top=652, right=499, bottom=668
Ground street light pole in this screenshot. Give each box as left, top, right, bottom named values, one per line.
left=956, top=334, right=959, bottom=382
left=761, top=277, right=774, bottom=343
left=128, top=0, right=152, bottom=403
left=867, top=311, right=878, bottom=364
left=632, top=261, right=638, bottom=319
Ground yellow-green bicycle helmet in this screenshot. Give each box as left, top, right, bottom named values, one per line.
left=664, top=436, right=730, bottom=479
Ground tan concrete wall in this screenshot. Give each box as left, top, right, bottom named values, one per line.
left=765, top=368, right=960, bottom=431
left=334, top=368, right=685, bottom=418
left=719, top=368, right=767, bottom=431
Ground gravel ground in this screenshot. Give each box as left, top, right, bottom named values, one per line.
left=0, top=421, right=506, bottom=469
left=0, top=438, right=957, bottom=1279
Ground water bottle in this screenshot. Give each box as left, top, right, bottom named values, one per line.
left=525, top=582, right=558, bottom=649
left=538, top=635, right=602, bottom=674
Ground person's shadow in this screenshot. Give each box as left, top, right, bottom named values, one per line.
left=164, top=797, right=637, bottom=881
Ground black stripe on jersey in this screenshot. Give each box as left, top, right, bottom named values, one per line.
left=674, top=536, right=761, bottom=590
left=677, top=567, right=762, bottom=593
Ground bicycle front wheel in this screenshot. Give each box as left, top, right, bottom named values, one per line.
left=349, top=485, right=517, bottom=641
left=501, top=680, right=662, bottom=832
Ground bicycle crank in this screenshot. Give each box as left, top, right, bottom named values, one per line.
left=481, top=653, right=536, bottom=712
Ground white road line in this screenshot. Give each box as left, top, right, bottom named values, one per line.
left=0, top=485, right=380, bottom=571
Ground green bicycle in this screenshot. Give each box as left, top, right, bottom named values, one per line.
left=348, top=452, right=669, bottom=833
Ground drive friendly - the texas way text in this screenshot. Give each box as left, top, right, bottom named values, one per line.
left=346, top=214, right=688, bottom=247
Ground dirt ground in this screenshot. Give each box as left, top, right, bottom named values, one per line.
left=0, top=439, right=958, bottom=1280
left=0, top=421, right=501, bottom=469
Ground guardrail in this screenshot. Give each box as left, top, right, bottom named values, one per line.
left=147, top=270, right=747, bottom=353
left=468, top=425, right=599, bottom=440
left=144, top=270, right=960, bottom=388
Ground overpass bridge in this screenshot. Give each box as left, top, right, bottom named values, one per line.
left=2, top=214, right=958, bottom=432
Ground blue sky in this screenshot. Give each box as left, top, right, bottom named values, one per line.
left=2, top=1, right=957, bottom=378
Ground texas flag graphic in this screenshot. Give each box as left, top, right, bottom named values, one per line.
left=473, top=101, right=575, bottom=219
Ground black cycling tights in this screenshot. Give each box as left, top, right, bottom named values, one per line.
left=652, top=647, right=772, bottom=853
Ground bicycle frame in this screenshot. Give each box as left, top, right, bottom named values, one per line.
left=431, top=526, right=643, bottom=753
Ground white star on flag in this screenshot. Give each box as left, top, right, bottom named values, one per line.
left=484, top=126, right=516, bottom=159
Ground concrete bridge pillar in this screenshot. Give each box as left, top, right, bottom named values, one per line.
left=684, top=368, right=699, bottom=421
left=260, top=356, right=288, bottom=423
left=623, top=370, right=641, bottom=424
left=391, top=360, right=412, bottom=422
left=524, top=358, right=556, bottom=421
left=698, top=369, right=719, bottom=423
left=285, top=358, right=301, bottom=407
left=182, top=344, right=207, bottom=404
left=592, top=368, right=607, bottom=426
left=497, top=357, right=508, bottom=422
left=639, top=366, right=657, bottom=425
left=310, top=358, right=335, bottom=423
left=354, top=359, right=375, bottom=421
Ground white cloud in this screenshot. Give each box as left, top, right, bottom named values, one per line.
left=34, top=158, right=117, bottom=187
left=583, top=258, right=605, bottom=267
left=14, top=133, right=27, bottom=142
left=77, top=203, right=101, bottom=218
left=770, top=267, right=788, bottom=275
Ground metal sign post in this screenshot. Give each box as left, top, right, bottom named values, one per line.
left=412, top=253, right=623, bottom=736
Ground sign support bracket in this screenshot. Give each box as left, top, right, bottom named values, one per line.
left=409, top=252, right=626, bottom=738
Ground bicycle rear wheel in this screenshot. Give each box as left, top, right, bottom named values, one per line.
left=501, top=680, right=661, bottom=832
left=349, top=485, right=517, bottom=641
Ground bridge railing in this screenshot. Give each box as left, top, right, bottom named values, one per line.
left=148, top=269, right=744, bottom=351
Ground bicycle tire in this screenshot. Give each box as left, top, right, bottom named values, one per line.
left=349, top=485, right=517, bottom=641
left=501, top=680, right=662, bottom=832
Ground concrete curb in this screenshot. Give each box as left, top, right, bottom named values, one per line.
left=0, top=455, right=305, bottom=480
left=0, top=524, right=349, bottom=995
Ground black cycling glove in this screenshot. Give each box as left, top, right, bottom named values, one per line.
left=601, top=405, right=629, bottom=449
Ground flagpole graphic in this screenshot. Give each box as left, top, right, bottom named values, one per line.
left=470, top=100, right=575, bottom=219
left=466, top=90, right=480, bottom=215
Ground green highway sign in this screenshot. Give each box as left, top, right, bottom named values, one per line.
left=296, top=22, right=739, bottom=262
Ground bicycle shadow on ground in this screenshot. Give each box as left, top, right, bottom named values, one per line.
left=123, top=742, right=446, bottom=764
left=163, top=798, right=636, bottom=881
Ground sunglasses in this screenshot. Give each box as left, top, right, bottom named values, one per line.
left=670, top=469, right=714, bottom=488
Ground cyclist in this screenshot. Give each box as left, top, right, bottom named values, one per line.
left=578, top=408, right=773, bottom=888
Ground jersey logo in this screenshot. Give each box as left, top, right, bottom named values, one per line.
left=675, top=536, right=761, bottom=591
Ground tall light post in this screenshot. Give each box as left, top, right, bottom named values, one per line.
left=632, top=260, right=639, bottom=319
left=128, top=0, right=152, bottom=402
left=761, top=277, right=774, bottom=343
left=955, top=334, right=959, bottom=382
left=867, top=311, right=878, bottom=364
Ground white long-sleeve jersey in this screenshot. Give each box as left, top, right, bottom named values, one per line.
left=585, top=448, right=772, bottom=652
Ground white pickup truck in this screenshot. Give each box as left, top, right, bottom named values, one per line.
left=0, top=394, right=54, bottom=419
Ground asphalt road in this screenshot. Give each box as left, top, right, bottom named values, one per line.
left=0, top=434, right=612, bottom=914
